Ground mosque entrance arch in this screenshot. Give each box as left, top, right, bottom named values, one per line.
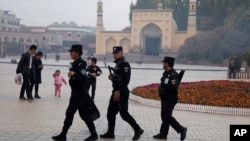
left=141, top=23, right=162, bottom=56
left=106, top=37, right=117, bottom=53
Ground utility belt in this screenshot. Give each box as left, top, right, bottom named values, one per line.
left=87, top=75, right=96, bottom=79
left=158, top=86, right=177, bottom=100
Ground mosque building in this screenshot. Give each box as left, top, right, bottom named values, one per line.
left=95, top=0, right=197, bottom=56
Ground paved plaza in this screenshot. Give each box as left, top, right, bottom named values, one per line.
left=0, top=60, right=249, bottom=141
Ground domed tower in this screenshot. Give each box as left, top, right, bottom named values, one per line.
left=187, top=0, right=197, bottom=37
left=96, top=0, right=104, bottom=55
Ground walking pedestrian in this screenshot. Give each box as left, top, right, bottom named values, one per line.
left=153, top=56, right=187, bottom=141
left=103, top=56, right=107, bottom=68
left=44, top=54, right=47, bottom=60
left=55, top=54, right=60, bottom=62
left=16, top=45, right=37, bottom=100
left=52, top=44, right=99, bottom=141
left=228, top=59, right=236, bottom=79
left=30, top=51, right=44, bottom=99
left=100, top=46, right=144, bottom=140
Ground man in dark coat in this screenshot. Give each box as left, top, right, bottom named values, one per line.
left=16, top=45, right=37, bottom=100
left=228, top=59, right=236, bottom=79
left=153, top=56, right=187, bottom=141
left=100, top=46, right=144, bottom=140
left=30, top=51, right=44, bottom=99
left=52, top=44, right=98, bottom=141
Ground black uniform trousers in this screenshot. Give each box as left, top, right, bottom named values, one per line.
left=87, top=78, right=96, bottom=99
left=107, top=88, right=140, bottom=133
left=20, top=70, right=33, bottom=99
left=160, top=99, right=184, bottom=135
left=63, top=95, right=96, bottom=133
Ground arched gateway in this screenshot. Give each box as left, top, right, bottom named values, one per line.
left=141, top=23, right=162, bottom=56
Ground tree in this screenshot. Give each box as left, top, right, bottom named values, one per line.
left=234, top=9, right=250, bottom=34
left=178, top=27, right=250, bottom=64
left=178, top=37, right=199, bottom=61
left=208, top=42, right=223, bottom=64
left=130, top=0, right=250, bottom=31
left=243, top=52, right=250, bottom=67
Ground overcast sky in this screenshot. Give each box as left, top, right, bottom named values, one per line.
left=0, top=0, right=136, bottom=31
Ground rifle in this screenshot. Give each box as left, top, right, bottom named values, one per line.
left=108, top=66, right=119, bottom=83
left=108, top=66, right=114, bottom=77
left=108, top=65, right=121, bottom=109
left=178, top=70, right=185, bottom=82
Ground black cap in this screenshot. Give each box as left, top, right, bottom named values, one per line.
left=69, top=44, right=83, bottom=53
left=162, top=56, right=175, bottom=63
left=112, top=46, right=123, bottom=54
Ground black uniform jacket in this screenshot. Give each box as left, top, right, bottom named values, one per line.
left=112, top=57, right=131, bottom=91
left=69, top=58, right=88, bottom=95
left=69, top=58, right=100, bottom=120
left=158, top=69, right=180, bottom=102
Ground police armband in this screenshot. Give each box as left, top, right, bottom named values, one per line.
left=81, top=69, right=87, bottom=75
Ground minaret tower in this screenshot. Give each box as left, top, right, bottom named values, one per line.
left=96, top=0, right=104, bottom=55
left=157, top=0, right=163, bottom=9
left=187, top=0, right=197, bottom=37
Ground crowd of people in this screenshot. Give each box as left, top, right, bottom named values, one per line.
left=15, top=44, right=187, bottom=141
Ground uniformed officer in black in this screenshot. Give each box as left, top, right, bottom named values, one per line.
left=86, top=57, right=102, bottom=100
left=100, top=46, right=144, bottom=140
left=153, top=57, right=187, bottom=141
left=52, top=44, right=98, bottom=141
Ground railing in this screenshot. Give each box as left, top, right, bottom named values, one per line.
left=228, top=70, right=250, bottom=79
left=129, top=94, right=250, bottom=116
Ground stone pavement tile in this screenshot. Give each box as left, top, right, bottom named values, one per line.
left=0, top=63, right=250, bottom=141
left=0, top=133, right=26, bottom=141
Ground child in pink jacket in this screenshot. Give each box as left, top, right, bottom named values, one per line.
left=53, top=70, right=67, bottom=97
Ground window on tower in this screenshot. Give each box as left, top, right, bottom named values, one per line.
left=68, top=32, right=72, bottom=38
left=77, top=32, right=81, bottom=38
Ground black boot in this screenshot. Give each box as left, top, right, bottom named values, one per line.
left=133, top=128, right=144, bottom=140
left=100, top=131, right=115, bottom=139
left=52, top=126, right=68, bottom=141
left=180, top=127, right=187, bottom=141
left=52, top=134, right=66, bottom=141
left=35, top=94, right=41, bottom=99
left=153, top=133, right=167, bottom=139
left=84, top=131, right=98, bottom=141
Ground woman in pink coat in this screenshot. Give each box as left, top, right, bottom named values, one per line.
left=53, top=70, right=67, bottom=97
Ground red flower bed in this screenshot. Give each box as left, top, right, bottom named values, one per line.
left=131, top=80, right=250, bottom=108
